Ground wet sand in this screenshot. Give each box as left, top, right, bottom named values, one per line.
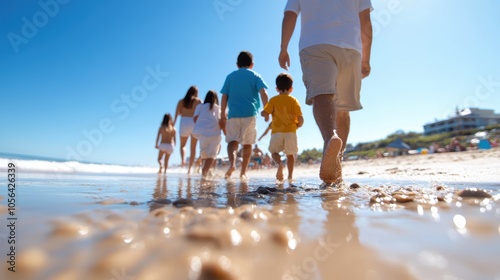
left=1, top=148, right=499, bottom=279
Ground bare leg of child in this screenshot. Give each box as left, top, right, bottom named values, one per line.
left=202, top=158, right=214, bottom=178
left=286, top=154, right=295, bottom=180
left=225, top=141, right=238, bottom=179
left=158, top=151, right=165, bottom=174
left=195, top=157, right=202, bottom=174
left=272, top=152, right=284, bottom=182
left=240, top=144, right=252, bottom=179
left=163, top=153, right=171, bottom=174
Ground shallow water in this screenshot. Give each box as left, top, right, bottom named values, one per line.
left=1, top=171, right=499, bottom=280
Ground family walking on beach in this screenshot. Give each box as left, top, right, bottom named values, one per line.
left=156, top=0, right=373, bottom=185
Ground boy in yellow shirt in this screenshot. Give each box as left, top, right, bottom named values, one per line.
left=261, top=73, right=304, bottom=182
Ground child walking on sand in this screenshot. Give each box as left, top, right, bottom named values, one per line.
left=219, top=51, right=269, bottom=180
left=261, top=73, right=303, bottom=182
left=155, top=114, right=176, bottom=174
left=192, top=90, right=223, bottom=178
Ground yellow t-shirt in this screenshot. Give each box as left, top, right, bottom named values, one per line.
left=263, top=94, right=303, bottom=133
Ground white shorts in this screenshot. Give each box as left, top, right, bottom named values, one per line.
left=179, top=117, right=195, bottom=138
left=299, top=44, right=362, bottom=111
left=225, top=116, right=257, bottom=145
left=199, top=135, right=221, bottom=159
left=269, top=132, right=298, bottom=155
left=158, top=143, right=174, bottom=154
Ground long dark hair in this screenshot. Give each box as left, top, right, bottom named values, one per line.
left=182, top=86, right=198, bottom=108
left=161, top=113, right=172, bottom=126
left=203, top=90, right=219, bottom=110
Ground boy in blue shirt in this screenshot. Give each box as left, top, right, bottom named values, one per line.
left=219, top=51, right=269, bottom=180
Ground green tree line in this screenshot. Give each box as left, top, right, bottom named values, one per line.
left=297, top=124, right=500, bottom=162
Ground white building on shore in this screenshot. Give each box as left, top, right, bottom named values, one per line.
left=423, top=108, right=500, bottom=136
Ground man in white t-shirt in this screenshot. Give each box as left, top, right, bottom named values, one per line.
left=279, top=0, right=373, bottom=184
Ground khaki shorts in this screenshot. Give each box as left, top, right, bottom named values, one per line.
left=225, top=116, right=257, bottom=145
left=199, top=135, right=221, bottom=159
left=299, top=44, right=362, bottom=111
left=269, top=132, right=298, bottom=155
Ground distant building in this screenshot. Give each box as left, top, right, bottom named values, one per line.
left=423, top=108, right=500, bottom=136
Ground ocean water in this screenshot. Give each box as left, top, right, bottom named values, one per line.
left=0, top=152, right=173, bottom=175
left=0, top=154, right=500, bottom=279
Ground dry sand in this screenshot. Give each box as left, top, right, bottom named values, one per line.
left=1, top=148, right=499, bottom=280
left=343, top=147, right=500, bottom=183
left=291, top=147, right=500, bottom=184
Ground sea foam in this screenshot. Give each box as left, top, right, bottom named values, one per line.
left=0, top=157, right=184, bottom=175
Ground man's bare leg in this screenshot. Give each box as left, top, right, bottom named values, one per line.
left=336, top=111, right=351, bottom=158
left=334, top=111, right=350, bottom=180
left=240, top=144, right=252, bottom=179
left=225, top=141, right=238, bottom=178
left=313, top=94, right=343, bottom=184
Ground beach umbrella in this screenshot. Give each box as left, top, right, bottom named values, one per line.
left=386, top=138, right=411, bottom=150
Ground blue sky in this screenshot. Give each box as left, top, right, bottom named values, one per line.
left=1, top=0, right=500, bottom=167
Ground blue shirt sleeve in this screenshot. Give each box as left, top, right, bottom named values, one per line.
left=220, top=74, right=231, bottom=96
left=256, top=74, right=268, bottom=92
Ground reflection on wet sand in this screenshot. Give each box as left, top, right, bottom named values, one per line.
left=150, top=176, right=168, bottom=211
left=225, top=181, right=249, bottom=208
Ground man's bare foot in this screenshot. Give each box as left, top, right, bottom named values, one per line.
left=225, top=166, right=236, bottom=179
left=319, top=136, right=343, bottom=184
left=276, top=164, right=284, bottom=182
